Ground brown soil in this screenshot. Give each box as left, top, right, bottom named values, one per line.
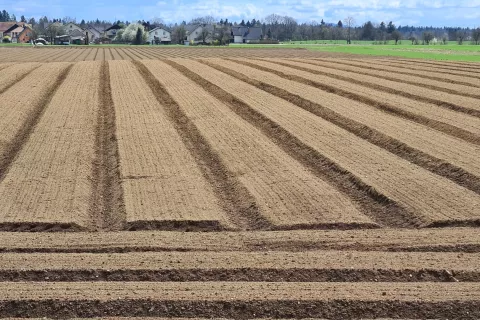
left=0, top=54, right=479, bottom=318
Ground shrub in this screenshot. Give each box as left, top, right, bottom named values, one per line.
left=2, top=36, right=11, bottom=43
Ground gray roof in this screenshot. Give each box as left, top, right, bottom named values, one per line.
left=185, top=24, right=201, bottom=34
left=231, top=26, right=248, bottom=36
left=244, top=27, right=263, bottom=40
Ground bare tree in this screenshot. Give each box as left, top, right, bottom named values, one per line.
left=456, top=30, right=466, bottom=45
left=472, top=28, right=480, bottom=45
left=283, top=16, right=297, bottom=41
left=189, top=15, right=215, bottom=25
left=422, top=31, right=434, bottom=45
left=391, top=30, right=402, bottom=44
left=150, top=17, right=164, bottom=27
left=199, top=26, right=211, bottom=43
left=343, top=16, right=355, bottom=44
left=172, top=24, right=186, bottom=44
left=264, top=14, right=282, bottom=39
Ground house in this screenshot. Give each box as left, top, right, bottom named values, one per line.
left=3, top=23, right=33, bottom=43
left=64, top=22, right=84, bottom=36
left=104, top=24, right=123, bottom=39
left=84, top=26, right=102, bottom=43
left=147, top=27, right=171, bottom=44
left=0, top=22, right=16, bottom=38
left=185, top=24, right=215, bottom=44
left=231, top=26, right=263, bottom=43
left=232, top=26, right=248, bottom=43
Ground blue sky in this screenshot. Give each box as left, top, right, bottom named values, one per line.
left=2, top=0, right=480, bottom=27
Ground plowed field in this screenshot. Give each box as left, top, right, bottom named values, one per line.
left=0, top=47, right=478, bottom=319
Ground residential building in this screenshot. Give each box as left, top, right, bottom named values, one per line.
left=185, top=24, right=217, bottom=44
left=0, top=22, right=16, bottom=38
left=104, top=24, right=123, bottom=39
left=84, top=26, right=102, bottom=43
left=3, top=23, right=33, bottom=43
left=147, top=27, right=171, bottom=44
left=64, top=22, right=84, bottom=36
left=231, top=26, right=263, bottom=43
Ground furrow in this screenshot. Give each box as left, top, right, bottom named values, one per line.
left=375, top=58, right=480, bottom=76
left=177, top=59, right=480, bottom=228
left=362, top=59, right=480, bottom=79
left=88, top=61, right=126, bottom=231
left=1, top=228, right=480, bottom=253
left=0, top=282, right=479, bottom=319
left=305, top=59, right=480, bottom=97
left=272, top=59, right=480, bottom=117
left=0, top=251, right=478, bottom=282
left=132, top=60, right=270, bottom=231
left=109, top=61, right=232, bottom=231
left=205, top=59, right=480, bottom=194
left=159, top=59, right=389, bottom=229
left=314, top=58, right=480, bottom=89
left=0, top=63, right=40, bottom=95
left=389, top=58, right=480, bottom=71
left=238, top=59, right=480, bottom=145
left=0, top=63, right=74, bottom=231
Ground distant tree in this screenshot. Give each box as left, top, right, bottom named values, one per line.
left=251, top=18, right=257, bottom=26
left=343, top=16, right=355, bottom=44
left=150, top=17, right=164, bottom=28
left=134, top=27, right=143, bottom=45
left=361, top=21, right=375, bottom=40
left=409, top=33, right=417, bottom=45
left=28, top=17, right=36, bottom=26
left=320, top=19, right=325, bottom=25
left=457, top=30, right=466, bottom=44
left=422, top=31, right=434, bottom=44
left=391, top=30, right=401, bottom=44
left=337, top=20, right=343, bottom=28
left=199, top=26, right=211, bottom=43
left=172, top=24, right=187, bottom=44
left=219, top=19, right=224, bottom=25
left=267, top=28, right=272, bottom=39
left=240, top=19, right=245, bottom=26
left=472, top=28, right=480, bottom=45
left=387, top=21, right=395, bottom=33
left=379, top=21, right=386, bottom=33
left=20, top=15, right=26, bottom=23
left=441, top=33, right=448, bottom=45
left=189, top=16, right=215, bottom=25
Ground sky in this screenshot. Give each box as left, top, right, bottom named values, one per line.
left=2, top=0, right=480, bottom=27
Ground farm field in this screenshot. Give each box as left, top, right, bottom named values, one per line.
left=0, top=47, right=479, bottom=319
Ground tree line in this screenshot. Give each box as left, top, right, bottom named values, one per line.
left=2, top=8, right=480, bottom=45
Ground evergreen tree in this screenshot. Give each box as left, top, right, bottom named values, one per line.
left=379, top=21, right=386, bottom=32
left=251, top=18, right=256, bottom=26
left=20, top=15, right=26, bottom=22
left=11, top=14, right=16, bottom=21
left=320, top=19, right=325, bottom=25
left=337, top=20, right=343, bottom=28
left=240, top=19, right=245, bottom=26
left=387, top=21, right=395, bottom=33
left=134, top=27, right=143, bottom=45
left=267, top=28, right=272, bottom=39
left=246, top=20, right=251, bottom=27
left=219, top=19, right=224, bottom=25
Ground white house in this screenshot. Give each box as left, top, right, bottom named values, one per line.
left=231, top=26, right=263, bottom=43
left=185, top=24, right=215, bottom=44
left=64, top=23, right=85, bottom=36
left=84, top=26, right=102, bottom=43
left=147, top=27, right=171, bottom=44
